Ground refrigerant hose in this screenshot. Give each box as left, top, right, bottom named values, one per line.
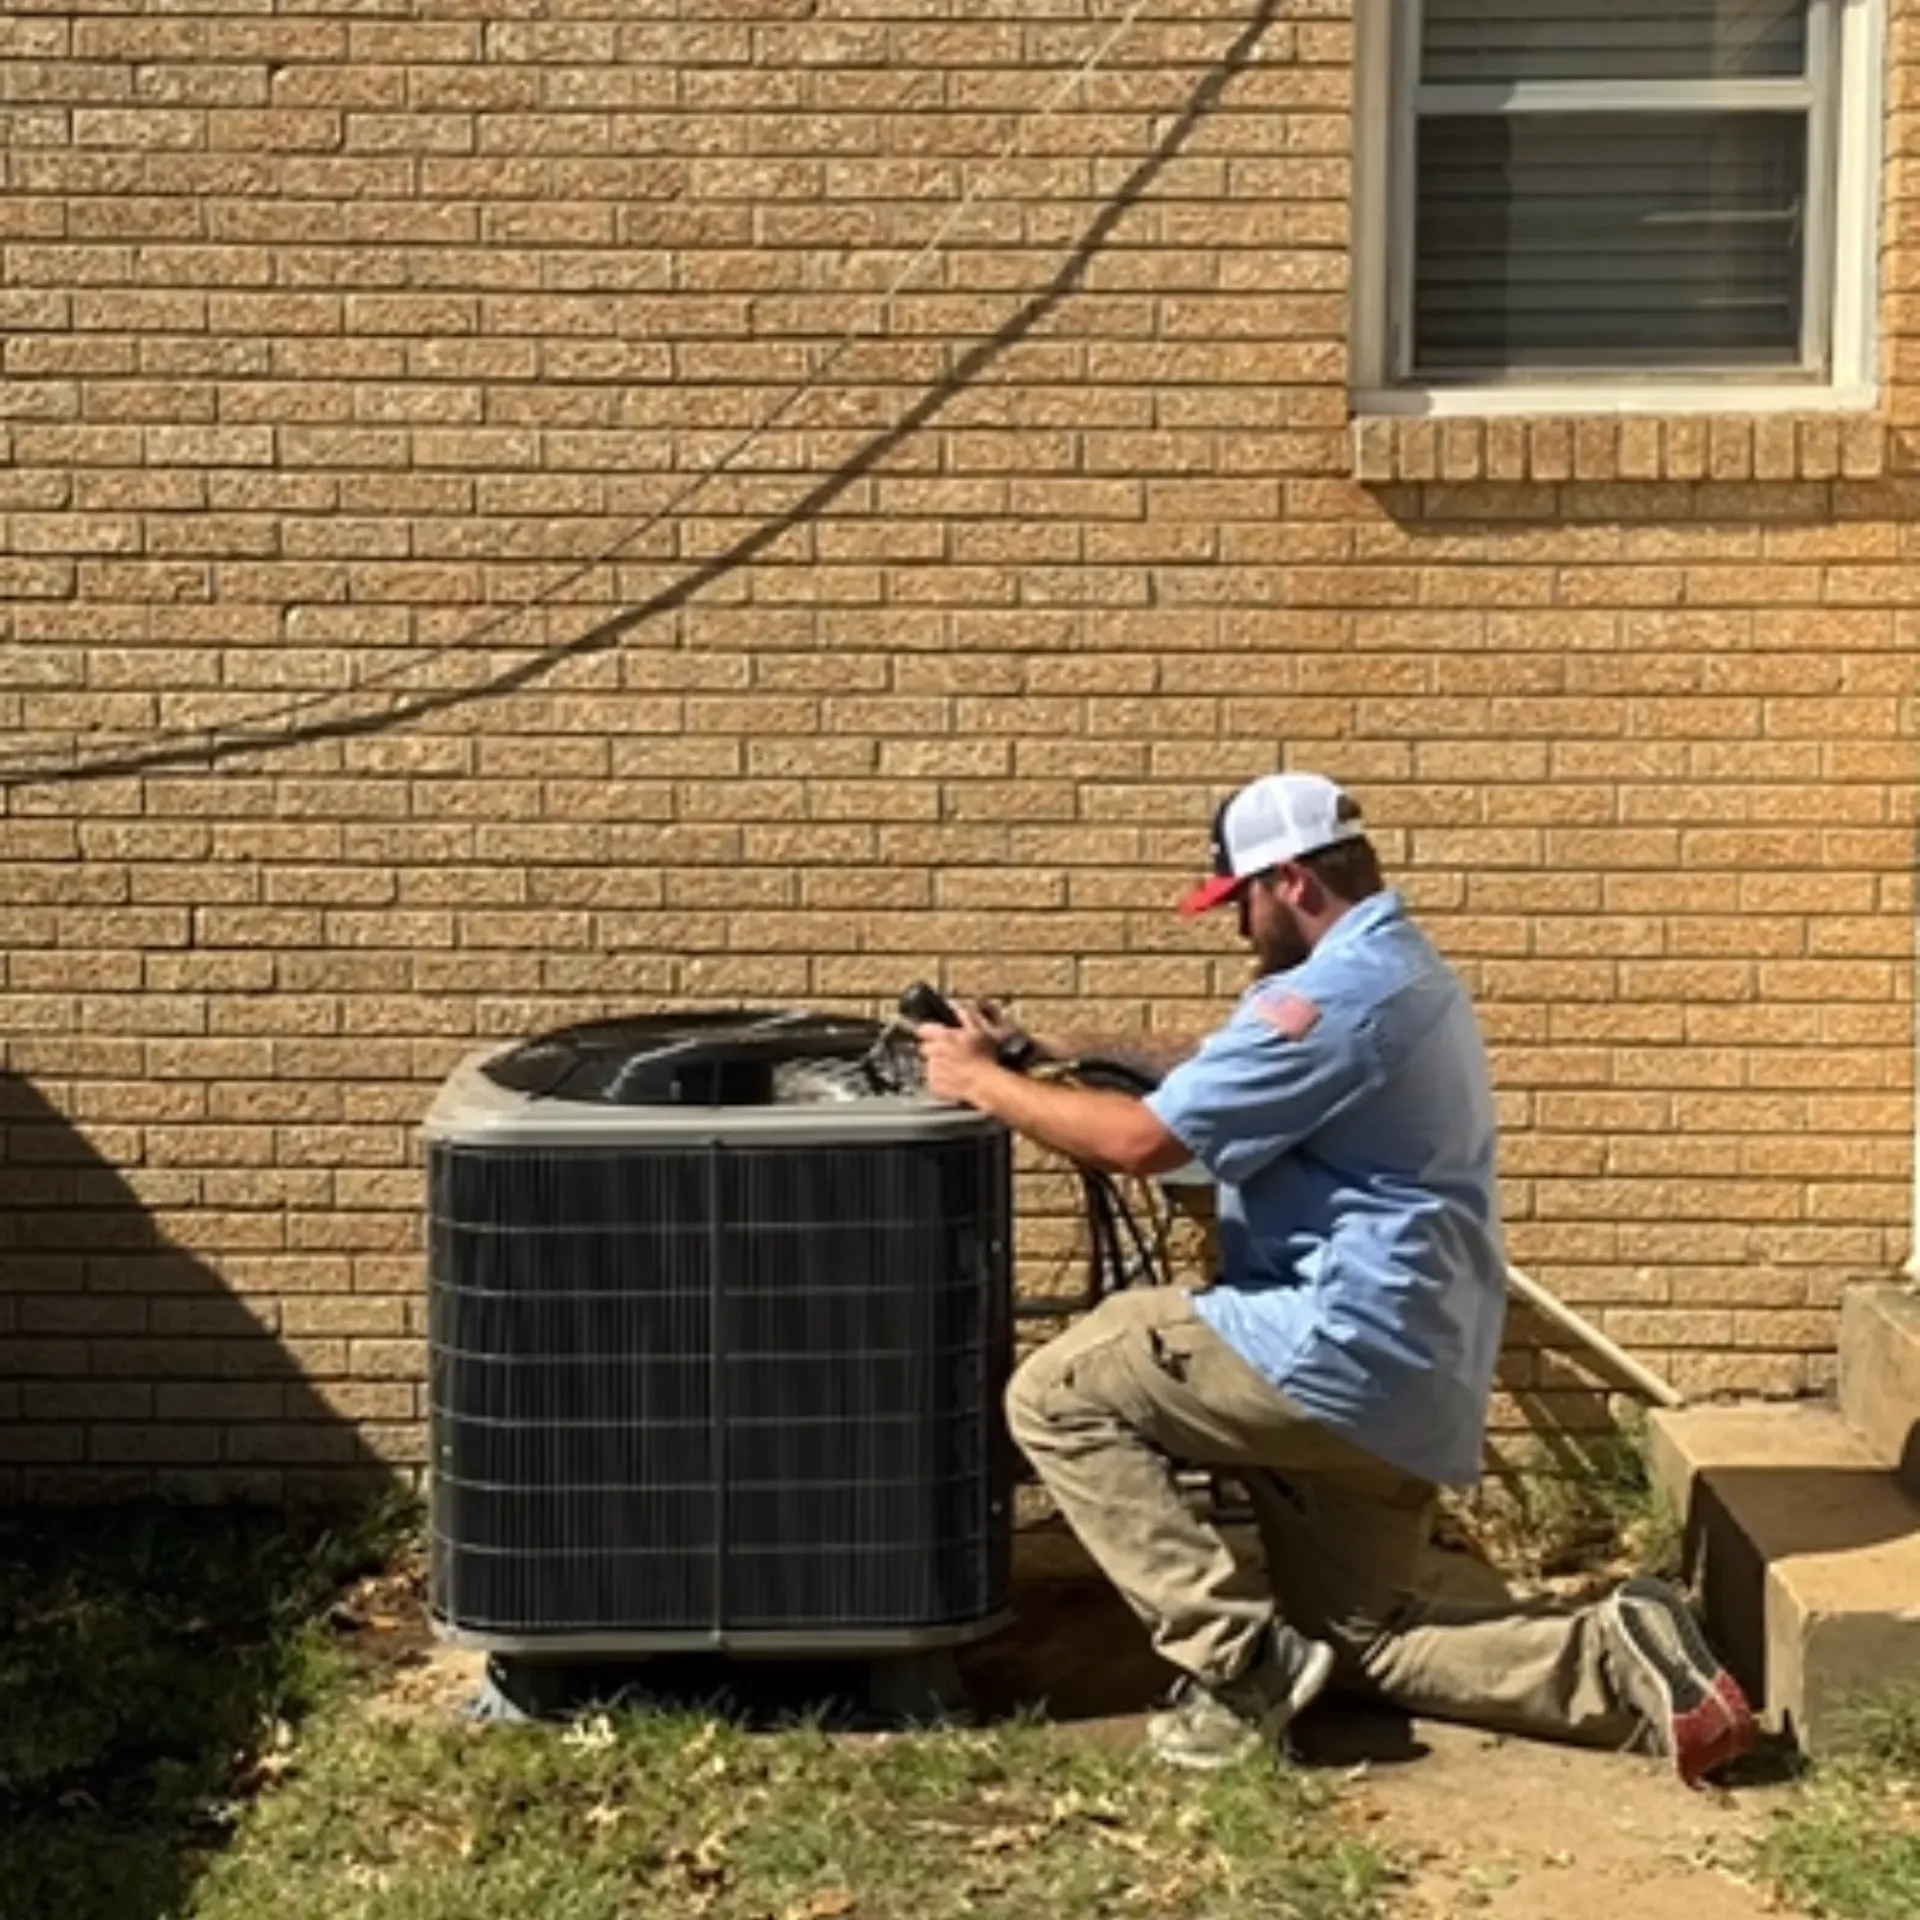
left=889, top=983, right=1178, bottom=1316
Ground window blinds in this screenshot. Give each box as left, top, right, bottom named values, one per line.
left=1420, top=0, right=1807, bottom=84
left=1411, top=0, right=1815, bottom=375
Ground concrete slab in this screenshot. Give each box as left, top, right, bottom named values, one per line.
left=1647, top=1401, right=1920, bottom=1755
left=1838, top=1282, right=1920, bottom=1495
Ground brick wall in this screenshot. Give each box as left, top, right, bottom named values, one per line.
left=1, top=0, right=1914, bottom=1499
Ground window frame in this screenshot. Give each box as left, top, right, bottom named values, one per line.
left=1350, top=0, right=1885, bottom=416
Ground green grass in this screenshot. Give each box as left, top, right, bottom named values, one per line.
left=1, top=1503, right=1396, bottom=1920
left=1751, top=1689, right=1920, bottom=1920
left=187, top=1706, right=1395, bottom=1920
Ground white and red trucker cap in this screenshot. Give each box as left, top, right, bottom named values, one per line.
left=1177, top=772, right=1366, bottom=918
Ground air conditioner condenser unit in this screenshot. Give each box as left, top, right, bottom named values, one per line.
left=423, top=1011, right=1015, bottom=1658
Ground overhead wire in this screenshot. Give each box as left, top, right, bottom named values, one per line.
left=0, top=0, right=1164, bottom=789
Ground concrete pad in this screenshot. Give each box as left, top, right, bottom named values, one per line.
left=1839, top=1282, right=1920, bottom=1495
left=1648, top=1401, right=1920, bottom=1755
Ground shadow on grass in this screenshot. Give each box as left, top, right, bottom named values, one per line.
left=466, top=1523, right=1439, bottom=1773
left=0, top=1496, right=413, bottom=1920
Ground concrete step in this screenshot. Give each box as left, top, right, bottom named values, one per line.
left=1838, top=1282, right=1920, bottom=1494
left=1645, top=1400, right=1920, bottom=1756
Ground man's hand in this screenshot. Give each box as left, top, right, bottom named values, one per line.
left=916, top=1004, right=1002, bottom=1107
left=969, top=996, right=1031, bottom=1052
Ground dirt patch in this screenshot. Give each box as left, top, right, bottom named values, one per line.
left=958, top=1526, right=1169, bottom=1734
left=964, top=1531, right=1788, bottom=1919
left=327, top=1546, right=488, bottom=1721
left=1345, top=1719, right=1776, bottom=1920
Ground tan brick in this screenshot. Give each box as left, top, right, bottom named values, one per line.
left=1608, top=418, right=1656, bottom=481
left=1571, top=419, right=1617, bottom=481
left=1840, top=416, right=1887, bottom=478
left=1662, top=419, right=1709, bottom=481
left=1526, top=420, right=1572, bottom=482
left=1395, top=421, right=1439, bottom=483
left=1798, top=416, right=1843, bottom=479
left=1708, top=417, right=1753, bottom=481
left=1438, top=419, right=1484, bottom=483
left=1351, top=416, right=1394, bottom=484
left=1751, top=414, right=1799, bottom=480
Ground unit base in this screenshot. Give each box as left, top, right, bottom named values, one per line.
left=430, top=1610, right=1015, bottom=1658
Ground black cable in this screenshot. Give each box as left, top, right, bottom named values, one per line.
left=1, top=2, right=1281, bottom=793
left=1105, top=1173, right=1167, bottom=1291
left=1085, top=1167, right=1124, bottom=1294
left=1062, top=1052, right=1175, bottom=1295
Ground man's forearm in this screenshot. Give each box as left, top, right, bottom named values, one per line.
left=1034, top=1030, right=1205, bottom=1084
left=958, top=1064, right=1186, bottom=1178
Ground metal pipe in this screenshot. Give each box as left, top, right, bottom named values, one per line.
left=1908, top=841, right=1920, bottom=1286
left=1503, top=1262, right=1686, bottom=1409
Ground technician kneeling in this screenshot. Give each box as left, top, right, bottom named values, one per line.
left=917, top=771, right=1755, bottom=1782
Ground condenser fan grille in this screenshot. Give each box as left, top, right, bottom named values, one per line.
left=427, top=1121, right=1014, bottom=1649
left=478, top=1010, right=885, bottom=1107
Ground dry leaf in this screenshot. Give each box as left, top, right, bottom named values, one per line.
left=968, top=1822, right=1044, bottom=1854
left=1046, top=1790, right=1121, bottom=1828
left=669, top=1846, right=730, bottom=1893
left=786, top=1892, right=855, bottom=1920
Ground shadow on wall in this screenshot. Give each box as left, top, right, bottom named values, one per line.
left=0, top=1069, right=394, bottom=1502
left=0, top=1071, right=412, bottom=1920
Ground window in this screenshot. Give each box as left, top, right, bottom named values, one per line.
left=1351, top=0, right=1884, bottom=412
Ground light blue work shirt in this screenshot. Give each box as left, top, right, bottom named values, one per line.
left=1144, top=890, right=1505, bottom=1487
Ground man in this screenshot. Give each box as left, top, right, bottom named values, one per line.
left=917, top=771, right=1756, bottom=1782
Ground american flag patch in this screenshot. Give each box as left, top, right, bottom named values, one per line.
left=1253, top=992, right=1320, bottom=1041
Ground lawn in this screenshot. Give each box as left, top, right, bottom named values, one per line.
left=0, top=1501, right=1397, bottom=1920
left=1750, top=1689, right=1920, bottom=1920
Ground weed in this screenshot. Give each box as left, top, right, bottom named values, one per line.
left=1445, top=1411, right=1683, bottom=1591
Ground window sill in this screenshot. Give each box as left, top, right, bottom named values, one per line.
left=1348, top=401, right=1887, bottom=487
left=1352, top=384, right=1879, bottom=420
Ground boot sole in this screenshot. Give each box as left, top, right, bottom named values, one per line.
left=1609, top=1579, right=1757, bottom=1787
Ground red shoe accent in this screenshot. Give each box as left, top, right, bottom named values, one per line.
left=1671, top=1675, right=1758, bottom=1787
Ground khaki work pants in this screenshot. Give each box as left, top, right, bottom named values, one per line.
left=1005, top=1287, right=1636, bottom=1748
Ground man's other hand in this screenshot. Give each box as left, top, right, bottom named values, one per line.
left=917, top=1005, right=1000, bottom=1106
left=970, top=996, right=1025, bottom=1049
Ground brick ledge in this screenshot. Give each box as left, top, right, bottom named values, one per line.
left=1350, top=413, right=1889, bottom=486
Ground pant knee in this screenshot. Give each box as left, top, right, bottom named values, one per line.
left=1004, top=1294, right=1167, bottom=1449
left=1003, top=1345, right=1053, bottom=1445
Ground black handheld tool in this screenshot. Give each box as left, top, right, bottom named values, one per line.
left=899, top=981, right=1042, bottom=1074
left=898, top=981, right=962, bottom=1028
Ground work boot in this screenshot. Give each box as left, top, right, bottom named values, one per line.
left=1146, top=1622, right=1336, bottom=1772
left=1602, top=1576, right=1757, bottom=1787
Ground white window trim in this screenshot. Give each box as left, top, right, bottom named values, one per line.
left=1350, top=0, right=1885, bottom=418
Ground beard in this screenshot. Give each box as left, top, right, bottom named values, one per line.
left=1251, top=899, right=1313, bottom=977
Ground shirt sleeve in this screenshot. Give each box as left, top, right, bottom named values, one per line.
left=1143, top=994, right=1379, bottom=1186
